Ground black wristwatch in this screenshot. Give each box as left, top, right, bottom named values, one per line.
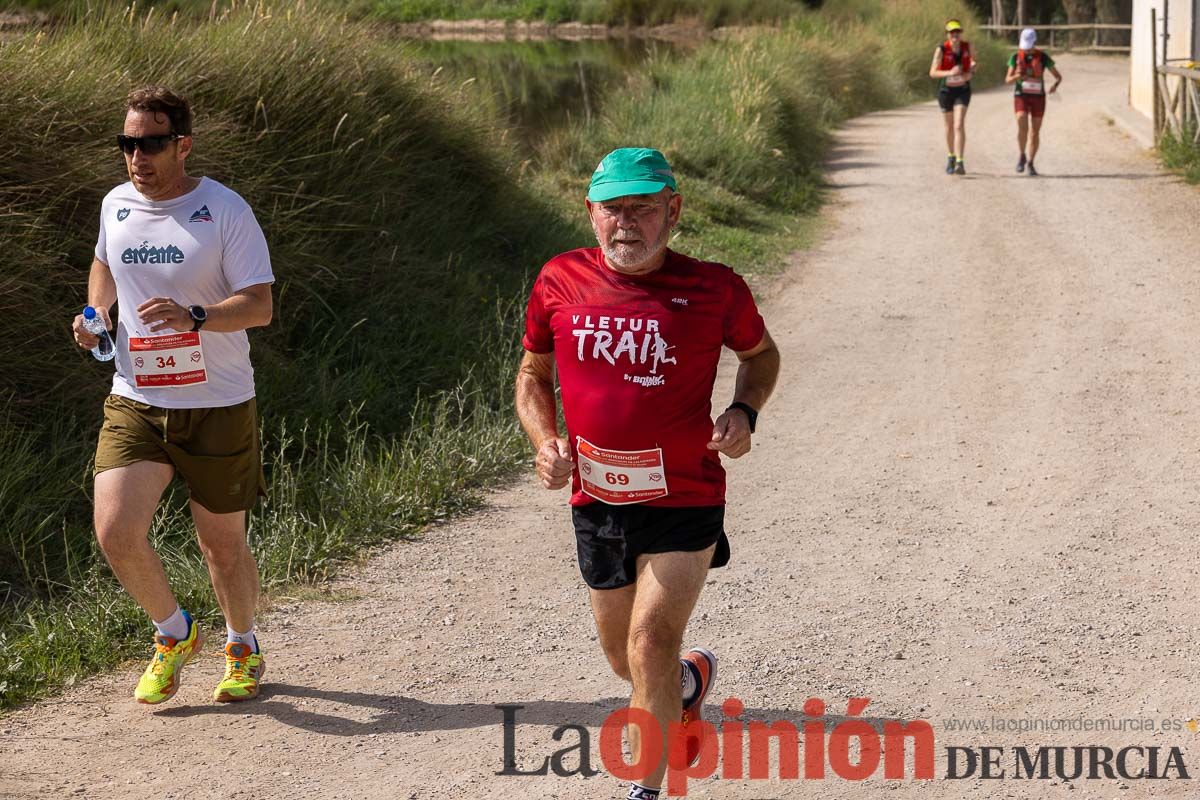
left=188, top=305, right=208, bottom=332
left=726, top=401, right=758, bottom=434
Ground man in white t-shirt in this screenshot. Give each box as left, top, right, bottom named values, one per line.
left=71, top=86, right=275, bottom=704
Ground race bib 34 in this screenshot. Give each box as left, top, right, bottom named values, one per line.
left=129, top=332, right=208, bottom=388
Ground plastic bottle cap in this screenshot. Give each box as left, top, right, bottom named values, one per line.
left=83, top=306, right=96, bottom=320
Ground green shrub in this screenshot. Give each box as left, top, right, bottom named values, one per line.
left=1160, top=128, right=1200, bottom=184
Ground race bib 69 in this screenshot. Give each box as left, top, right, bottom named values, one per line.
left=576, top=437, right=669, bottom=505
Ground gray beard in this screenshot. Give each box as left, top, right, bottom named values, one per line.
left=596, top=226, right=670, bottom=272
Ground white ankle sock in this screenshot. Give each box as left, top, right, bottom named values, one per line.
left=153, top=606, right=189, bottom=641
left=226, top=626, right=258, bottom=653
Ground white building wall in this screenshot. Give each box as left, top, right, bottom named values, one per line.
left=1131, top=0, right=1197, bottom=118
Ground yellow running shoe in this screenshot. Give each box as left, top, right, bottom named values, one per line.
left=213, top=642, right=265, bottom=702
left=134, top=614, right=203, bottom=705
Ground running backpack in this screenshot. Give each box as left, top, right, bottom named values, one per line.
left=1015, top=49, right=1046, bottom=78
left=939, top=40, right=973, bottom=73
left=1015, top=49, right=1045, bottom=93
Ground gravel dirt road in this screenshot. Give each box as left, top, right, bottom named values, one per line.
left=3, top=55, right=1199, bottom=799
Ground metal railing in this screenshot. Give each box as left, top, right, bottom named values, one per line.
left=978, top=23, right=1132, bottom=53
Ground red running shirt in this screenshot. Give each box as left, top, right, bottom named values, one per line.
left=523, top=247, right=766, bottom=507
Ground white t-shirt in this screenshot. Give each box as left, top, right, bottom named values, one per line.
left=95, top=177, right=274, bottom=409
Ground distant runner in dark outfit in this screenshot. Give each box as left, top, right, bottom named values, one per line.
left=1006, top=27, right=1064, bottom=176
left=929, top=18, right=976, bottom=175
left=515, top=147, right=780, bottom=800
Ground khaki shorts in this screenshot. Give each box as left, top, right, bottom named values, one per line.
left=95, top=395, right=268, bottom=513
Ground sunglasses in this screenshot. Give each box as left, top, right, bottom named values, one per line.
left=116, top=133, right=182, bottom=155
left=947, top=29, right=963, bottom=34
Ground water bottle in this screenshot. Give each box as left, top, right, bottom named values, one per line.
left=82, top=306, right=115, bottom=362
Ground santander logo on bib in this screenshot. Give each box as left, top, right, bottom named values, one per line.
left=571, top=314, right=677, bottom=380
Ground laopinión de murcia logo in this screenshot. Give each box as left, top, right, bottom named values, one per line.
left=495, top=697, right=1194, bottom=795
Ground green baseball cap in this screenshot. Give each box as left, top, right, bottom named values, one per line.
left=587, top=147, right=678, bottom=202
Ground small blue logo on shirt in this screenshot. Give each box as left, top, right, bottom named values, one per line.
left=117, top=208, right=130, bottom=221
left=188, top=205, right=213, bottom=223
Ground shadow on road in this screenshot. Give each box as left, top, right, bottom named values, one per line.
left=152, top=682, right=920, bottom=738
left=863, top=109, right=926, bottom=117
left=155, top=684, right=628, bottom=735
left=825, top=161, right=882, bottom=172
left=982, top=172, right=1168, bottom=181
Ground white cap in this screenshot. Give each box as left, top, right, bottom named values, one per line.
left=1019, top=28, right=1037, bottom=49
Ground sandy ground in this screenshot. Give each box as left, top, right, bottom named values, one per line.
left=3, top=55, right=1199, bottom=799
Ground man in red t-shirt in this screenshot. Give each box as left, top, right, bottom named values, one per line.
left=516, top=147, right=780, bottom=800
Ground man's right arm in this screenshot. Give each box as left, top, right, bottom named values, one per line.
left=89, top=258, right=117, bottom=311
left=73, top=258, right=117, bottom=349
left=515, top=350, right=573, bottom=490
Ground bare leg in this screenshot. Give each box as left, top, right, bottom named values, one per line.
left=942, top=111, right=954, bottom=154
left=191, top=500, right=258, bottom=634
left=953, top=103, right=968, bottom=161
left=94, top=461, right=177, bottom=622
left=625, top=547, right=714, bottom=791
left=1016, top=111, right=1030, bottom=156
left=590, top=583, right=637, bottom=681
left=1028, top=114, right=1044, bottom=163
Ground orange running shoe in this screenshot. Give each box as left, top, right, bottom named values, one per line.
left=680, top=646, right=717, bottom=767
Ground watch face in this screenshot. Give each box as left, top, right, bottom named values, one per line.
left=190, top=305, right=207, bottom=321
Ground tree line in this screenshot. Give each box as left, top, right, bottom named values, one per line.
left=977, top=0, right=1131, bottom=29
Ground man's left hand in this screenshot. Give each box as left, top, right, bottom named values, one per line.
left=138, top=297, right=191, bottom=333
left=707, top=408, right=752, bottom=458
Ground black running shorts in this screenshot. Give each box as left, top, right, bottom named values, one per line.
left=571, top=503, right=730, bottom=590
left=937, top=85, right=972, bottom=112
